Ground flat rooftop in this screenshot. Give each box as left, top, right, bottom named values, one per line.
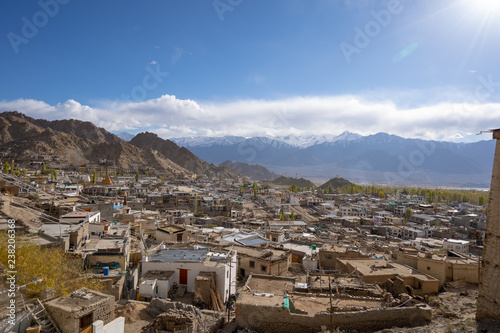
left=143, top=270, right=175, bottom=280
left=86, top=237, right=125, bottom=251
left=246, top=275, right=296, bottom=294
left=339, top=258, right=437, bottom=281
left=238, top=293, right=383, bottom=315
left=45, top=289, right=112, bottom=312
left=148, top=248, right=209, bottom=263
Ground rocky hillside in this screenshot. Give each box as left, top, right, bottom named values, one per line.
left=219, top=160, right=278, bottom=181
left=319, top=176, right=353, bottom=190
left=268, top=176, right=314, bottom=188
left=129, top=132, right=241, bottom=180
left=0, top=112, right=239, bottom=180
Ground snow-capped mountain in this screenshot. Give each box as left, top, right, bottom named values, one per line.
left=172, top=135, right=246, bottom=148
left=114, top=131, right=135, bottom=141
left=172, top=131, right=363, bottom=149
left=171, top=131, right=496, bottom=187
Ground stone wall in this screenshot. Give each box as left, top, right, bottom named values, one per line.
left=235, top=303, right=432, bottom=333
left=478, top=137, right=500, bottom=320
left=98, top=274, right=126, bottom=301
left=46, top=291, right=115, bottom=333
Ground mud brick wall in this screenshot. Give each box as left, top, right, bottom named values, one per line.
left=46, top=294, right=114, bottom=333
left=235, top=304, right=432, bottom=333
left=478, top=136, right=500, bottom=320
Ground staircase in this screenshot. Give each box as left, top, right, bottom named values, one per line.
left=176, top=285, right=187, bottom=298
left=28, top=299, right=61, bottom=333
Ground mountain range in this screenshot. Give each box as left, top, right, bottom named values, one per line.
left=0, top=112, right=240, bottom=180
left=171, top=133, right=496, bottom=187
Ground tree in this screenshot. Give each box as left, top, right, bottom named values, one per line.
left=41, top=162, right=46, bottom=174
left=327, top=184, right=334, bottom=194
left=0, top=232, right=103, bottom=297
left=10, top=162, right=14, bottom=175
left=290, top=210, right=295, bottom=221
left=91, top=169, right=97, bottom=185
left=52, top=170, right=57, bottom=181
left=135, top=171, right=139, bottom=183
left=3, top=161, right=9, bottom=174
left=479, top=195, right=486, bottom=206
left=194, top=197, right=198, bottom=214
left=279, top=209, right=284, bottom=221
left=405, top=208, right=413, bottom=221
left=253, top=182, right=258, bottom=198
left=22, top=168, right=26, bottom=177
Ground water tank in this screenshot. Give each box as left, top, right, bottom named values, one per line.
left=103, top=267, right=109, bottom=276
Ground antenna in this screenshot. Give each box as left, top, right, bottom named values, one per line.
left=477, top=128, right=500, bottom=135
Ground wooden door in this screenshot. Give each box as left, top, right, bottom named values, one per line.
left=179, top=269, right=188, bottom=285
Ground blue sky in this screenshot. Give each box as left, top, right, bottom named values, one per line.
left=1, top=0, right=500, bottom=141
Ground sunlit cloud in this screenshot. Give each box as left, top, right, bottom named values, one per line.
left=0, top=93, right=498, bottom=142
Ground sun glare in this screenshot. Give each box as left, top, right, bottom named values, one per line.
left=472, top=0, right=500, bottom=13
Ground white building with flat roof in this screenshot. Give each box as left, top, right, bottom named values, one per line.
left=443, top=239, right=470, bottom=254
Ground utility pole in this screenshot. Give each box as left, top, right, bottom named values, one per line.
left=329, top=276, right=333, bottom=333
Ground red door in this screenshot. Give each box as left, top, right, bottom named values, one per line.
left=177, top=233, right=183, bottom=242
left=179, top=269, right=188, bottom=285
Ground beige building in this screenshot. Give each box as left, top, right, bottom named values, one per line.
left=337, top=258, right=439, bottom=295
left=45, top=288, right=115, bottom=333
left=397, top=249, right=479, bottom=286
left=319, top=244, right=368, bottom=270
left=227, top=245, right=292, bottom=278
left=155, top=225, right=186, bottom=243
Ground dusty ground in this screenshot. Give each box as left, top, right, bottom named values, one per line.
left=1, top=194, right=44, bottom=229
left=115, top=301, right=153, bottom=333
left=373, top=285, right=500, bottom=333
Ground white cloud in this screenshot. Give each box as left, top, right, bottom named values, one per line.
left=1, top=93, right=499, bottom=142
left=149, top=60, right=158, bottom=65
left=171, top=47, right=184, bottom=64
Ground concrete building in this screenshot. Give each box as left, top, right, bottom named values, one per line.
left=443, top=239, right=470, bottom=254
left=142, top=248, right=237, bottom=303
left=478, top=129, right=500, bottom=320
left=61, top=211, right=101, bottom=224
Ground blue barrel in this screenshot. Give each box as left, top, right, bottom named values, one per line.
left=103, top=267, right=109, bottom=276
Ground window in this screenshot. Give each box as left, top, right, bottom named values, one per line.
left=261, top=265, right=267, bottom=272
left=249, top=261, right=255, bottom=268
left=325, top=254, right=333, bottom=260
left=427, top=267, right=431, bottom=271
left=272, top=237, right=278, bottom=242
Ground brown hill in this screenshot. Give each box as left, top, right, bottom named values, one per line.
left=219, top=160, right=278, bottom=180
left=0, top=112, right=238, bottom=179
left=268, top=176, right=314, bottom=188
left=318, top=176, right=353, bottom=190
left=129, top=132, right=241, bottom=179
